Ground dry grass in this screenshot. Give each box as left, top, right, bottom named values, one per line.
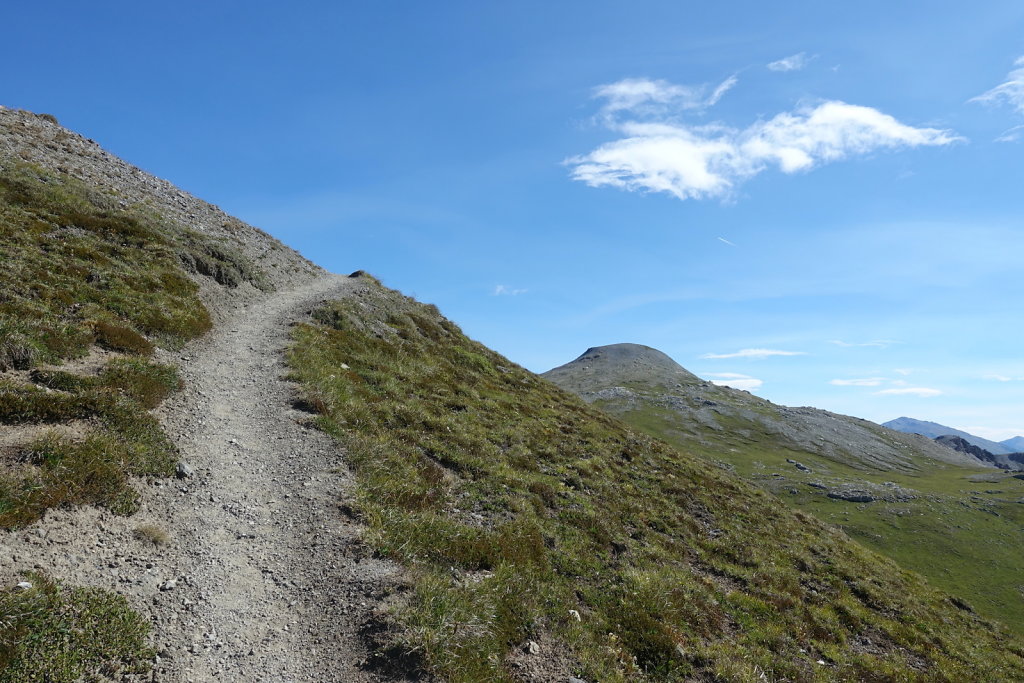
left=133, top=523, right=170, bottom=546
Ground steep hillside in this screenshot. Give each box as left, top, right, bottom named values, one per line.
left=289, top=291, right=1024, bottom=681
left=884, top=416, right=1015, bottom=456
left=544, top=343, right=1024, bottom=636
left=1002, top=436, right=1024, bottom=451
left=0, top=108, right=320, bottom=309
left=0, top=109, right=340, bottom=681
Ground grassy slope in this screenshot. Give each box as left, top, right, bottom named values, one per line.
left=602, top=399, right=1024, bottom=637
left=288, top=281, right=1024, bottom=682
left=0, top=160, right=262, bottom=680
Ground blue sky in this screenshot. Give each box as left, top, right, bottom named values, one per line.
left=6, top=1, right=1024, bottom=439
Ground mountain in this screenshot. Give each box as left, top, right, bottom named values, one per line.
left=544, top=344, right=983, bottom=472
left=544, top=342, right=1024, bottom=636
left=5, top=111, right=1024, bottom=680
left=884, top=416, right=1015, bottom=455
left=933, top=435, right=1024, bottom=472
left=1002, top=436, right=1024, bottom=451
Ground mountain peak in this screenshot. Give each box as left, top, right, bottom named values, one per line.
left=544, top=343, right=700, bottom=390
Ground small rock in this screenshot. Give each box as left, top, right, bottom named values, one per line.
left=569, top=678, right=588, bottom=683
left=525, top=640, right=540, bottom=655
left=15, top=581, right=32, bottom=591
left=568, top=609, right=581, bottom=622
left=160, top=579, right=178, bottom=591
left=176, top=462, right=195, bottom=479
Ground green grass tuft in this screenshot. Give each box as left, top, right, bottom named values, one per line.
left=0, top=572, right=153, bottom=681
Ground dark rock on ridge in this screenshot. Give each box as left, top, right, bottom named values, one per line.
left=934, top=435, right=1024, bottom=472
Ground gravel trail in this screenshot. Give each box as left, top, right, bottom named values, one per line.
left=153, top=272, right=404, bottom=682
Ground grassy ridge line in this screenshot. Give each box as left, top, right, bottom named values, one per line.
left=0, top=161, right=267, bottom=680
left=288, top=281, right=1024, bottom=682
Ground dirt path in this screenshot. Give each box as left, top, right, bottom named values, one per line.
left=1, top=273, right=408, bottom=681
left=152, top=272, right=404, bottom=682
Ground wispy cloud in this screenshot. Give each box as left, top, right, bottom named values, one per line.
left=829, top=339, right=899, bottom=348
left=983, top=373, right=1024, bottom=382
left=704, top=372, right=763, bottom=391
left=707, top=74, right=739, bottom=106
left=830, top=377, right=887, bottom=386
left=875, top=387, right=942, bottom=397
left=717, top=236, right=736, bottom=246
left=893, top=368, right=913, bottom=376
left=592, top=75, right=737, bottom=118
left=569, top=82, right=960, bottom=201
left=493, top=285, right=527, bottom=296
left=996, top=124, right=1024, bottom=143
left=970, top=56, right=1024, bottom=114
left=767, top=52, right=813, bottom=72
left=701, top=348, right=806, bottom=360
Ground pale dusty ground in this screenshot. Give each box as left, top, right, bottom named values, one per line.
left=1, top=273, right=414, bottom=682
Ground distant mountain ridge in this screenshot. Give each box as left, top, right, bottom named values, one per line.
left=932, top=435, right=1024, bottom=472
left=1001, top=436, right=1024, bottom=451
left=543, top=343, right=983, bottom=471
left=883, top=417, right=1018, bottom=456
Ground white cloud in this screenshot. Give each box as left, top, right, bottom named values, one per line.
left=707, top=74, right=739, bottom=106
left=717, top=236, right=736, bottom=246
left=701, top=348, right=806, bottom=360
left=875, top=387, right=943, bottom=397
left=592, top=75, right=737, bottom=118
left=970, top=56, right=1024, bottom=114
left=893, top=368, right=913, bottom=376
left=569, top=91, right=960, bottom=201
left=767, top=52, right=813, bottom=72
left=830, top=377, right=887, bottom=386
left=493, top=285, right=527, bottom=296
left=829, top=339, right=899, bottom=348
left=983, top=373, right=1024, bottom=382
left=996, top=124, right=1024, bottom=143
left=704, top=372, right=763, bottom=391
